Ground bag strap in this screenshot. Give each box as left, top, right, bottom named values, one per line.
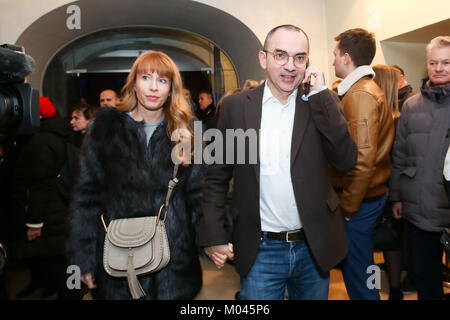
left=160, top=164, right=179, bottom=221
left=100, top=164, right=179, bottom=232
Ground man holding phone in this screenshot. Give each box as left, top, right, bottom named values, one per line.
left=197, top=24, right=357, bottom=300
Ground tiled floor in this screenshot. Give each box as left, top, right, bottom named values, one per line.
left=5, top=252, right=448, bottom=300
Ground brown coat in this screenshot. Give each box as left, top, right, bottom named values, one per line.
left=197, top=85, right=357, bottom=276
left=330, top=76, right=395, bottom=217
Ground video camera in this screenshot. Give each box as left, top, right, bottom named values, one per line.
left=0, top=44, right=40, bottom=160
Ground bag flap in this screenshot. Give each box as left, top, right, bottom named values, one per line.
left=107, top=216, right=157, bottom=247
left=106, top=241, right=154, bottom=271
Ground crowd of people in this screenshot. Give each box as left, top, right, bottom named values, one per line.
left=0, top=24, right=448, bottom=301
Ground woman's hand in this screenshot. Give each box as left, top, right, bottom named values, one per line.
left=204, top=243, right=234, bottom=269
left=27, top=227, right=42, bottom=241
left=81, top=272, right=97, bottom=289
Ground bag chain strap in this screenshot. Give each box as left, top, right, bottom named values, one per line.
left=101, top=164, right=179, bottom=233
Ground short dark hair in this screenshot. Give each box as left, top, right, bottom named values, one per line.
left=391, top=65, right=405, bottom=76
left=72, top=103, right=97, bottom=120
left=199, top=91, right=213, bottom=98
left=334, top=28, right=376, bottom=67
left=263, top=24, right=309, bottom=52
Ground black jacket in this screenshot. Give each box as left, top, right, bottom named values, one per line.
left=196, top=103, right=217, bottom=130
left=67, top=107, right=205, bottom=300
left=9, top=117, right=82, bottom=259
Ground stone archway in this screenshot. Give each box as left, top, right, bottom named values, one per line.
left=16, top=0, right=265, bottom=92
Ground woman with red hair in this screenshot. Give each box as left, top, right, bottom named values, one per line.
left=68, top=51, right=205, bottom=300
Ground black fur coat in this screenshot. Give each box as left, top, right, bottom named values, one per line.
left=67, top=107, right=205, bottom=300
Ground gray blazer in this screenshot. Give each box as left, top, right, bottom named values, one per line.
left=197, top=85, right=357, bottom=276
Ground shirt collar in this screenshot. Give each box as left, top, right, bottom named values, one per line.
left=337, top=65, right=375, bottom=96
left=263, top=81, right=298, bottom=105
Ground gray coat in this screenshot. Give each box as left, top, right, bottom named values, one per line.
left=390, top=78, right=450, bottom=232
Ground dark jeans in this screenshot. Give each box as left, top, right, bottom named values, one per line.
left=406, top=221, right=444, bottom=300
left=341, top=194, right=386, bottom=300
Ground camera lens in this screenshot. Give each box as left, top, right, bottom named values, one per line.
left=0, top=84, right=23, bottom=135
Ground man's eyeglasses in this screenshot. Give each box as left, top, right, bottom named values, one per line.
left=263, top=50, right=308, bottom=68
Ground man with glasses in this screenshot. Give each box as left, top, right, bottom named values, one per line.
left=197, top=25, right=357, bottom=300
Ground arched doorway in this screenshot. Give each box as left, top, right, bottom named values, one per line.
left=15, top=0, right=264, bottom=115
left=42, top=27, right=239, bottom=115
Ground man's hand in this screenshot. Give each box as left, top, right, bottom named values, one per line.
left=27, top=227, right=42, bottom=241
left=204, top=243, right=234, bottom=269
left=392, top=202, right=402, bottom=219
left=303, top=64, right=325, bottom=92
left=81, top=272, right=97, bottom=289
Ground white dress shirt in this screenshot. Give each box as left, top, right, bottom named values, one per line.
left=259, top=82, right=302, bottom=232
left=444, top=144, right=450, bottom=181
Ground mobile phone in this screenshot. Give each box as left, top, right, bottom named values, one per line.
left=301, top=59, right=311, bottom=100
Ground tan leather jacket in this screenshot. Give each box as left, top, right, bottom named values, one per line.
left=330, top=76, right=394, bottom=218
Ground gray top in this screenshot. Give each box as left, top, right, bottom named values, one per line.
left=127, top=112, right=164, bottom=146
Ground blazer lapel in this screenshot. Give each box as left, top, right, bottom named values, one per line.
left=290, top=94, right=311, bottom=167
left=244, top=85, right=264, bottom=183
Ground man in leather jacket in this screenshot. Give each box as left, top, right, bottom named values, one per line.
left=331, top=28, right=395, bottom=300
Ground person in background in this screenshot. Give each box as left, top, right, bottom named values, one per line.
left=70, top=103, right=96, bottom=135
left=67, top=50, right=205, bottom=300
left=390, top=36, right=450, bottom=300
left=99, top=89, right=120, bottom=108
left=196, top=91, right=216, bottom=130
left=242, top=79, right=259, bottom=91
left=15, top=102, right=96, bottom=300
left=331, top=28, right=395, bottom=300
left=387, top=65, right=418, bottom=294
left=390, top=65, right=414, bottom=111
left=183, top=88, right=197, bottom=113
left=372, top=64, right=404, bottom=300
left=4, top=97, right=57, bottom=299
left=197, top=24, right=357, bottom=300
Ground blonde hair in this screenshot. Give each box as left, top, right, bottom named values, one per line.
left=426, top=36, right=450, bottom=57
left=119, top=51, right=194, bottom=163
left=373, top=64, right=400, bottom=119
left=243, top=79, right=259, bottom=91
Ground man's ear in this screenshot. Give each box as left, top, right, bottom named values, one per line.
left=343, top=52, right=351, bottom=66
left=258, top=51, right=267, bottom=70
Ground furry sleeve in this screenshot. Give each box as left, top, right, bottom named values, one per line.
left=67, top=126, right=105, bottom=275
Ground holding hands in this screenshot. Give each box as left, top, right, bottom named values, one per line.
left=204, top=243, right=234, bottom=269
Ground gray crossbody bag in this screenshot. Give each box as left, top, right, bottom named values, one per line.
left=101, top=164, right=179, bottom=299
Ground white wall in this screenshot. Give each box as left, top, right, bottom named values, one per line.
left=1, top=0, right=448, bottom=90
left=0, top=0, right=331, bottom=84
left=0, top=0, right=73, bottom=45
left=195, top=0, right=330, bottom=82
left=325, top=0, right=450, bottom=91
